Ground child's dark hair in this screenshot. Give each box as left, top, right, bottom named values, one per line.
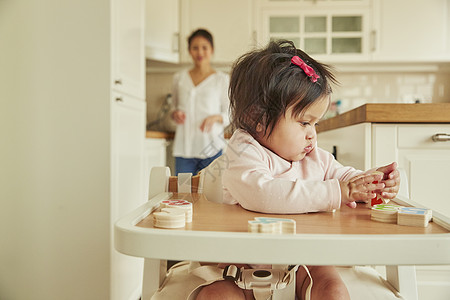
left=188, top=29, right=214, bottom=49
left=229, top=40, right=337, bottom=137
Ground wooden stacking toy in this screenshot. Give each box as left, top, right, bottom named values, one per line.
left=153, top=208, right=186, bottom=229
left=366, top=171, right=390, bottom=208
left=248, top=217, right=296, bottom=234
left=371, top=204, right=433, bottom=227
left=371, top=204, right=403, bottom=223
left=153, top=199, right=193, bottom=229
left=397, top=207, right=432, bottom=227
left=160, top=199, right=193, bottom=222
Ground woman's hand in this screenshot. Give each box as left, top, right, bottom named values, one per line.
left=200, top=115, right=222, bottom=132
left=171, top=110, right=186, bottom=124
left=339, top=173, right=385, bottom=208
left=376, top=162, right=400, bottom=199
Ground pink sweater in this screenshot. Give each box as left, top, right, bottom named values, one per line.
left=222, top=129, right=363, bottom=214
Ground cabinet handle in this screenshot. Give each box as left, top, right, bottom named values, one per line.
left=115, top=97, right=123, bottom=102
left=114, top=79, right=122, bottom=85
left=432, top=133, right=450, bottom=142
left=370, top=30, right=377, bottom=52
left=172, top=33, right=179, bottom=52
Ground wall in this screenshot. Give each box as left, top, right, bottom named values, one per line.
left=146, top=63, right=450, bottom=127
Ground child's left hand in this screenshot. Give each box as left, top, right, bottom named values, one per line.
left=375, top=162, right=400, bottom=199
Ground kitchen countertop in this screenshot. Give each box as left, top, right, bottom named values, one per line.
left=317, top=103, right=450, bottom=133
left=146, top=131, right=175, bottom=139
left=146, top=130, right=232, bottom=139
left=147, top=104, right=450, bottom=137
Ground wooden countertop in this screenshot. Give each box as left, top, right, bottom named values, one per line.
left=317, top=103, right=450, bottom=133
left=146, top=131, right=175, bottom=139
left=146, top=130, right=232, bottom=139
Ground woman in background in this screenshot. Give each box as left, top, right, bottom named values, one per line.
left=171, top=28, right=230, bottom=175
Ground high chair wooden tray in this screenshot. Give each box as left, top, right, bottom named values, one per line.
left=114, top=192, right=450, bottom=300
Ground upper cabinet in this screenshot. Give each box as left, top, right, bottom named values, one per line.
left=256, top=0, right=372, bottom=62
left=145, top=0, right=450, bottom=65
left=372, top=0, right=450, bottom=62
left=146, top=0, right=180, bottom=63
left=179, top=0, right=255, bottom=64
left=256, top=0, right=450, bottom=63
left=111, top=0, right=146, bottom=98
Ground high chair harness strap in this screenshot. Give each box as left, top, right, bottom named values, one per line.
left=187, top=262, right=313, bottom=300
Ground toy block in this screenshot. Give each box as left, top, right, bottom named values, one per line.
left=397, top=207, right=432, bottom=227
left=153, top=207, right=186, bottom=229
left=371, top=204, right=404, bottom=223
left=367, top=171, right=390, bottom=208
left=248, top=217, right=296, bottom=234
left=160, top=199, right=193, bottom=222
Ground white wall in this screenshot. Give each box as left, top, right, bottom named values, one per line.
left=0, top=1, right=111, bottom=299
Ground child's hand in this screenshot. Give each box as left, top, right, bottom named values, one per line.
left=375, top=162, right=400, bottom=199
left=339, top=173, right=385, bottom=208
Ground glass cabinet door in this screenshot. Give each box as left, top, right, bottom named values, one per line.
left=304, top=16, right=327, bottom=54
left=269, top=15, right=300, bottom=47
left=331, top=16, right=363, bottom=54
left=262, top=1, right=370, bottom=60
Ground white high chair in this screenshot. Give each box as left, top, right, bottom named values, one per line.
left=144, top=157, right=412, bottom=300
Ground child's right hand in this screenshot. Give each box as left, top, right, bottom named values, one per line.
left=339, top=173, right=385, bottom=208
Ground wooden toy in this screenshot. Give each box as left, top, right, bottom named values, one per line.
left=160, top=199, right=193, bottom=222
left=367, top=171, right=390, bottom=208
left=153, top=207, right=186, bottom=229
left=397, top=207, right=432, bottom=227
left=371, top=204, right=404, bottom=223
left=152, top=199, right=194, bottom=228
left=248, top=217, right=296, bottom=234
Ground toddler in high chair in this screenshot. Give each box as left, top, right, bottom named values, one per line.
left=195, top=40, right=400, bottom=300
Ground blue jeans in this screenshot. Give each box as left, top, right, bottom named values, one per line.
left=175, top=150, right=222, bottom=175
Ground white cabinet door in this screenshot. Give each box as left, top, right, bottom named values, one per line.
left=146, top=0, right=180, bottom=63
left=111, top=92, right=146, bottom=300
left=180, top=0, right=254, bottom=64
left=372, top=124, right=450, bottom=217
left=111, top=0, right=145, bottom=98
left=373, top=0, right=450, bottom=62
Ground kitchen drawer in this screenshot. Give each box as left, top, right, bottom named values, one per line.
left=397, top=125, right=450, bottom=149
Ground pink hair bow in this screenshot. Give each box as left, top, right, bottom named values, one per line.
left=291, top=56, right=320, bottom=83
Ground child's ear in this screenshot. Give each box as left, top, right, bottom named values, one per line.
left=256, top=123, right=263, bottom=133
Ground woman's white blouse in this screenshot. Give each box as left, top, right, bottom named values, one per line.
left=172, top=69, right=230, bottom=158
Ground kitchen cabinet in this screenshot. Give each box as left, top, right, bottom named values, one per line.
left=179, top=0, right=254, bottom=64
left=372, top=0, right=450, bottom=62
left=318, top=123, right=450, bottom=217
left=256, top=0, right=450, bottom=63
left=144, top=138, right=167, bottom=200
left=372, top=124, right=450, bottom=216
left=111, top=94, right=146, bottom=299
left=111, top=0, right=146, bottom=299
left=112, top=0, right=146, bottom=98
left=145, top=0, right=180, bottom=63
left=318, top=122, right=450, bottom=299
left=256, top=0, right=372, bottom=62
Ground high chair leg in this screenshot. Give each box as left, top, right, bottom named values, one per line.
left=142, top=258, right=167, bottom=300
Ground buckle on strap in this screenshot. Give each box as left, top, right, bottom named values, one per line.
left=223, top=265, right=241, bottom=281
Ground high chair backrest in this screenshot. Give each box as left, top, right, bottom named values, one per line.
left=148, top=155, right=227, bottom=203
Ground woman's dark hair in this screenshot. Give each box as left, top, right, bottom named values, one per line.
left=188, top=29, right=214, bottom=49
left=229, top=40, right=337, bottom=138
